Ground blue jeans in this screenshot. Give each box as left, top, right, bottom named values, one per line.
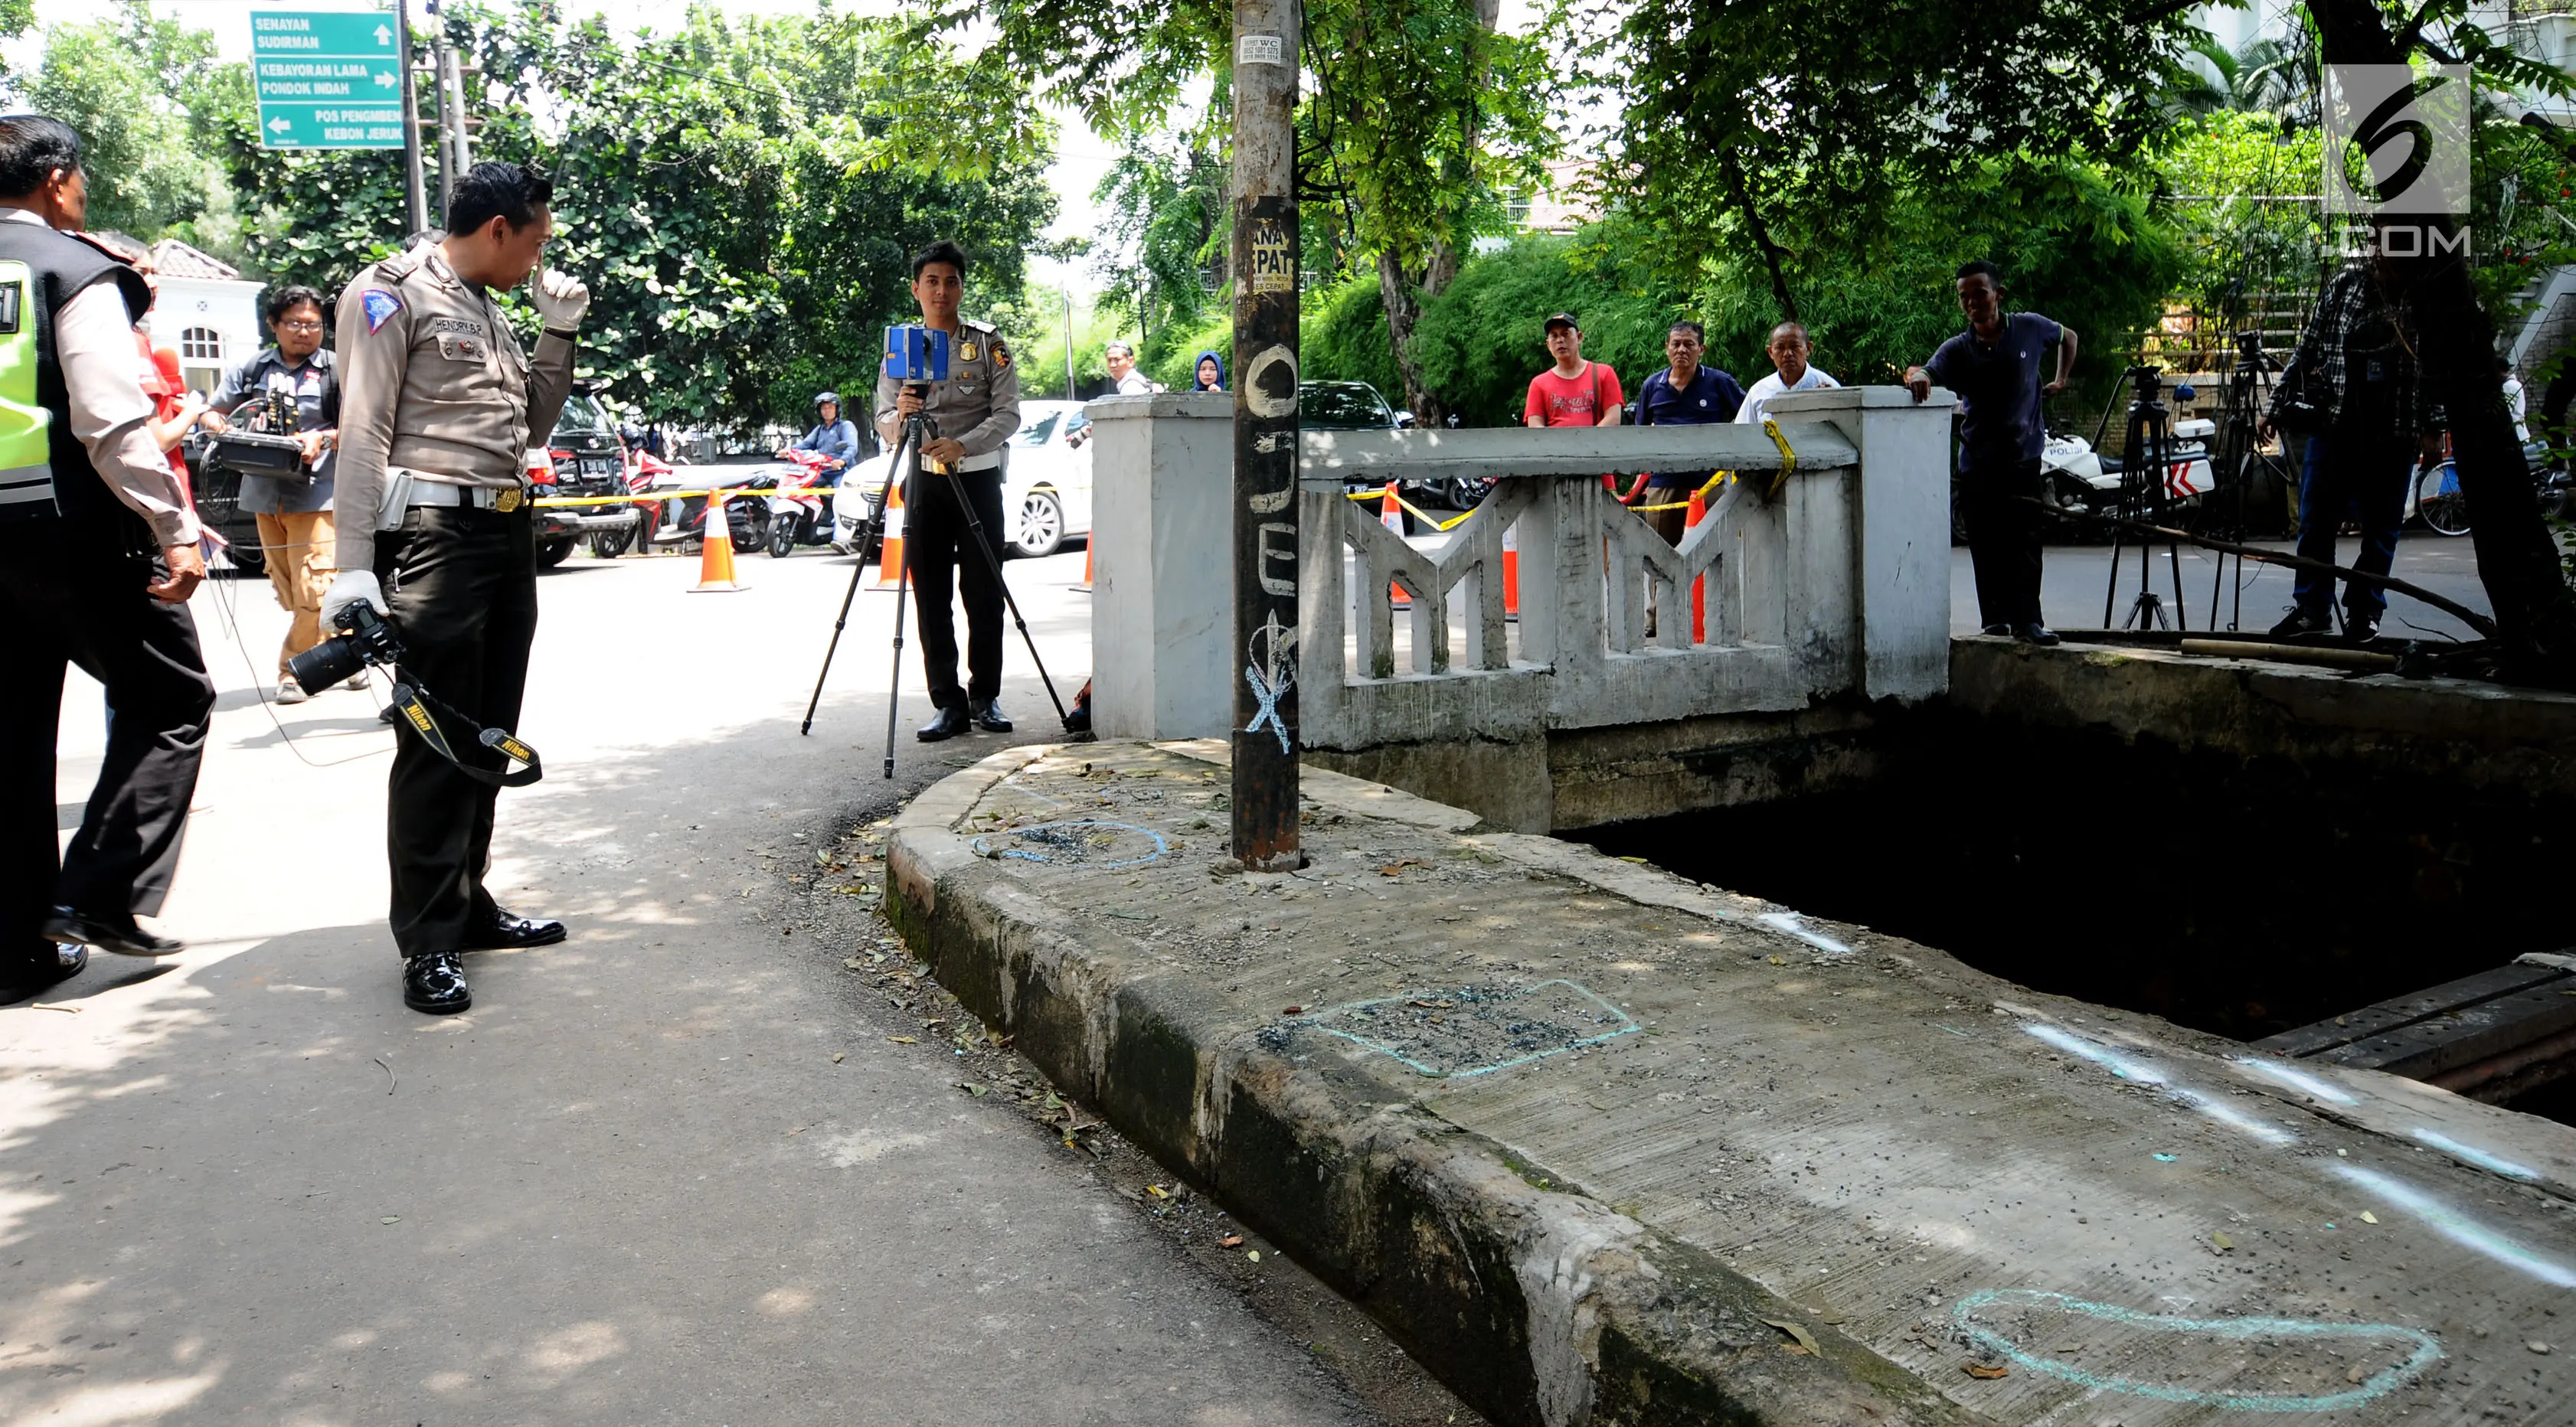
left=2292, top=429, right=2411, bottom=618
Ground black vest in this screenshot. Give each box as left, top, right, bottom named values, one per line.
left=0, top=217, right=153, bottom=545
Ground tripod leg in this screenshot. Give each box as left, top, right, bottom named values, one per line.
left=882, top=539, right=912, bottom=779
left=939, top=467, right=1071, bottom=727
left=802, top=429, right=915, bottom=736
left=2104, top=529, right=2122, bottom=628
left=2169, top=537, right=2188, bottom=633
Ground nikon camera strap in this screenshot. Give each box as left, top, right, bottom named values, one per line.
left=388, top=682, right=543, bottom=787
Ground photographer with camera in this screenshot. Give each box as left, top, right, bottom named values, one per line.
left=0, top=116, right=214, bottom=991
left=875, top=240, right=1022, bottom=742
left=204, top=285, right=342, bottom=701
left=1906, top=259, right=2077, bottom=646
left=2256, top=250, right=2438, bottom=645
left=323, top=161, right=590, bottom=1015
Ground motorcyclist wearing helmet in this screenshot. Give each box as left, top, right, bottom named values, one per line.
left=796, top=391, right=861, bottom=484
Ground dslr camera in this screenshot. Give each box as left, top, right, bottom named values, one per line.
left=288, top=602, right=406, bottom=691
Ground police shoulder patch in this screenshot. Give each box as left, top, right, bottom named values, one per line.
left=992, top=340, right=1011, bottom=369
left=361, top=289, right=404, bottom=334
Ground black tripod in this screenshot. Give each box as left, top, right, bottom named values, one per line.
left=2101, top=364, right=2189, bottom=632
left=2202, top=331, right=2276, bottom=631
left=798, top=398, right=1074, bottom=774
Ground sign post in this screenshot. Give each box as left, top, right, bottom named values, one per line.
left=251, top=8, right=427, bottom=230
left=1229, top=0, right=1301, bottom=872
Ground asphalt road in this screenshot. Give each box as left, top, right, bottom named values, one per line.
left=1962, top=531, right=2498, bottom=642
left=10, top=541, right=1417, bottom=1425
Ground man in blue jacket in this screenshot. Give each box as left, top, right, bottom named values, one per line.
left=796, top=391, right=861, bottom=482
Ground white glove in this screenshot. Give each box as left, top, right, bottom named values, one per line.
left=319, top=570, right=387, bottom=626
left=531, top=269, right=591, bottom=329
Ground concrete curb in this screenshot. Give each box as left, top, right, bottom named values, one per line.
left=888, top=744, right=1985, bottom=1427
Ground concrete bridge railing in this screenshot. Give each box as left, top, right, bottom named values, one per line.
left=1293, top=386, right=1954, bottom=752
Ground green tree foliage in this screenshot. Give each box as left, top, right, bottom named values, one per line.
left=1091, top=133, right=1226, bottom=359
left=913, top=0, right=1559, bottom=426
left=28, top=1, right=227, bottom=240
left=152, top=0, right=1054, bottom=435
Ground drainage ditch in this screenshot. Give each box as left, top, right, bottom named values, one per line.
left=1574, top=714, right=2576, bottom=1116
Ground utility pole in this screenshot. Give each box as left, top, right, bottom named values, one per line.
left=430, top=17, right=470, bottom=212
left=394, top=0, right=429, bottom=234
left=1229, top=0, right=1300, bottom=871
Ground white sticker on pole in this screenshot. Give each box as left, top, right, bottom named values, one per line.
left=1237, top=33, right=1283, bottom=66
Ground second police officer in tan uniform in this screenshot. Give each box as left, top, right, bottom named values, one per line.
left=321, top=162, right=593, bottom=1015
left=875, top=240, right=1021, bottom=741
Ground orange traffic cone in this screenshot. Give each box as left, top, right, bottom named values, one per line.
left=1500, top=520, right=1519, bottom=619
left=1074, top=536, right=1093, bottom=593
left=1686, top=486, right=1708, bottom=643
left=691, top=489, right=745, bottom=593
left=871, top=476, right=908, bottom=590
left=1381, top=482, right=1410, bottom=608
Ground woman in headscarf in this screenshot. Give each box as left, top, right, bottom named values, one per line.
left=1191, top=350, right=1227, bottom=392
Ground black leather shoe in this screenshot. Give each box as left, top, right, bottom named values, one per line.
left=917, top=705, right=969, bottom=742
left=403, top=953, right=471, bottom=1014
left=42, top=907, right=183, bottom=958
left=969, top=698, right=1013, bottom=733
left=2015, top=623, right=2061, bottom=647
left=2348, top=615, right=2381, bottom=644
left=2, top=942, right=85, bottom=1001
left=1979, top=622, right=2012, bottom=636
left=464, top=904, right=565, bottom=950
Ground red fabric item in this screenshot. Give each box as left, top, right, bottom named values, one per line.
left=1523, top=361, right=1623, bottom=429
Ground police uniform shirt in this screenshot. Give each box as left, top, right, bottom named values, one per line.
left=214, top=346, right=339, bottom=514
left=871, top=318, right=1021, bottom=470
left=332, top=245, right=575, bottom=573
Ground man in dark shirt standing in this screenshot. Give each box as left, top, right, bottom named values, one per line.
left=1633, top=320, right=1746, bottom=547
left=1907, top=260, right=2077, bottom=645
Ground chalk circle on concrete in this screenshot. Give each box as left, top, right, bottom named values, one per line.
left=1288, top=978, right=1641, bottom=1079
left=969, top=819, right=1170, bottom=870
left=1952, top=1288, right=2441, bottom=1412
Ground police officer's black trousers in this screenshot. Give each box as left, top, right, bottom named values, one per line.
left=0, top=530, right=213, bottom=958
left=1960, top=458, right=2047, bottom=629
left=904, top=469, right=1005, bottom=711
left=383, top=506, right=537, bottom=958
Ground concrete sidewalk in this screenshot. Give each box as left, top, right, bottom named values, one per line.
left=890, top=740, right=2576, bottom=1425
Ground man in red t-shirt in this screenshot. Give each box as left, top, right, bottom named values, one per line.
left=1523, top=313, right=1623, bottom=428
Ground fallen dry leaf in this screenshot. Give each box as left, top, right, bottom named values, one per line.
left=888, top=1035, right=918, bottom=1044
left=2359, top=1210, right=2378, bottom=1224
left=1219, top=1235, right=1244, bottom=1248
left=1965, top=1363, right=2009, bottom=1380
left=832, top=1052, right=846, bottom=1063
left=1760, top=1318, right=1821, bottom=1356
left=1378, top=859, right=1422, bottom=877
left=2212, top=1231, right=2235, bottom=1252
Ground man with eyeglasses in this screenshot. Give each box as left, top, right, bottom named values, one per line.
left=204, top=284, right=342, bottom=700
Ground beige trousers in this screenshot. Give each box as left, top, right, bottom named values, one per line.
left=255, top=509, right=338, bottom=681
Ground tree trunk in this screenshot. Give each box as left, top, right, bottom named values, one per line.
left=1377, top=249, right=1444, bottom=426
left=1724, top=152, right=1799, bottom=323
left=2309, top=0, right=2576, bottom=681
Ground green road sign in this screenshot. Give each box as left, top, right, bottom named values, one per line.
left=251, top=10, right=407, bottom=151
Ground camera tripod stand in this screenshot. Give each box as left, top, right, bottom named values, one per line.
left=2101, top=364, right=2189, bottom=632
left=797, top=397, right=1074, bottom=776
left=2201, top=331, right=2277, bottom=632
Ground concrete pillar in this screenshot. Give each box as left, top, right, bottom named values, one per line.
left=1768, top=386, right=1953, bottom=700
left=1087, top=390, right=1237, bottom=739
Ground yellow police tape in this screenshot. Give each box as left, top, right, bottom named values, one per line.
left=1760, top=417, right=1797, bottom=498
left=1340, top=470, right=1741, bottom=522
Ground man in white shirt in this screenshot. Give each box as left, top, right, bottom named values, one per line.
left=1736, top=321, right=1840, bottom=426
left=0, top=116, right=214, bottom=989
left=1105, top=341, right=1159, bottom=396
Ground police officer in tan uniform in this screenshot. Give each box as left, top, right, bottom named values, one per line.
left=874, top=240, right=1021, bottom=741
left=322, top=162, right=591, bottom=1014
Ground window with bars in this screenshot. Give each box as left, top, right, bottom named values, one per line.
left=179, top=327, right=223, bottom=362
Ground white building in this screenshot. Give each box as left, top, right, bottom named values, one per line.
left=92, top=231, right=268, bottom=395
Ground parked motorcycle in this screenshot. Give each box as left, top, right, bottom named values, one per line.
left=764, top=448, right=845, bottom=557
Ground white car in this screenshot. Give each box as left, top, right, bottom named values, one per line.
left=832, top=400, right=1094, bottom=558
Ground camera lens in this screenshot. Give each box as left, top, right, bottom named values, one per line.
left=288, top=634, right=368, bottom=692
